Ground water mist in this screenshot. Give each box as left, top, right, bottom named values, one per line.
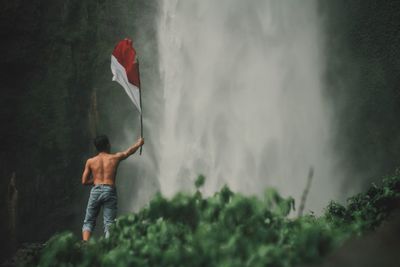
left=157, top=0, right=343, bottom=212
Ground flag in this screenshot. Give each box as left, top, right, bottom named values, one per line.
left=111, top=38, right=141, bottom=112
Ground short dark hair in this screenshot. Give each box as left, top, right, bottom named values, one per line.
left=94, top=135, right=110, bottom=152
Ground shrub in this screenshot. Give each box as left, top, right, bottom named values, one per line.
left=33, top=174, right=400, bottom=267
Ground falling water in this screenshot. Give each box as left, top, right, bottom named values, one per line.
left=157, top=0, right=342, bottom=212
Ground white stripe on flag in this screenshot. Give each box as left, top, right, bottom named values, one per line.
left=111, top=55, right=141, bottom=113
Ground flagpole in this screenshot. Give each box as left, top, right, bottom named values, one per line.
left=137, top=59, right=143, bottom=155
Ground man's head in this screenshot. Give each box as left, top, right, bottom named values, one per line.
left=94, top=135, right=110, bottom=153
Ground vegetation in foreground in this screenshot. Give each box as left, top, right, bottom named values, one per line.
left=29, top=174, right=400, bottom=267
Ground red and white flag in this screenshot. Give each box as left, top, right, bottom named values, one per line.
left=111, top=38, right=141, bottom=112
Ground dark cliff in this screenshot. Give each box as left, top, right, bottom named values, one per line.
left=0, top=0, right=159, bottom=261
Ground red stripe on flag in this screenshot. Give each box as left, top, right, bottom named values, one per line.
left=112, top=38, right=140, bottom=88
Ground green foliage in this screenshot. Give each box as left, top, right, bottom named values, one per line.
left=324, top=175, right=400, bottom=233
left=34, top=175, right=400, bottom=267
left=37, top=232, right=81, bottom=267
left=195, top=175, right=206, bottom=189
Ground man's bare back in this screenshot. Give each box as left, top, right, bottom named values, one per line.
left=81, top=137, right=144, bottom=186
left=85, top=153, right=121, bottom=186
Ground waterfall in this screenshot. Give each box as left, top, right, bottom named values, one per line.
left=156, top=0, right=341, bottom=212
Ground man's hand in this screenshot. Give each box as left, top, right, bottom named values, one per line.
left=137, top=137, right=144, bottom=147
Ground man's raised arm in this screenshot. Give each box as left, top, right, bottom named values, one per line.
left=115, top=137, right=144, bottom=161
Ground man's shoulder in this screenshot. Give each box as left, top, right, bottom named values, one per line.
left=89, top=153, right=122, bottom=162
left=110, top=153, right=124, bottom=160
left=94, top=153, right=121, bottom=160
left=86, top=156, right=98, bottom=164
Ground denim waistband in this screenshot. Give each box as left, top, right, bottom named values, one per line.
left=93, top=184, right=115, bottom=188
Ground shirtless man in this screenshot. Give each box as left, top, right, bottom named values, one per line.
left=81, top=135, right=144, bottom=240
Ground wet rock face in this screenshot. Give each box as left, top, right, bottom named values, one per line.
left=318, top=212, right=400, bottom=267
left=320, top=0, right=400, bottom=187
left=0, top=0, right=158, bottom=261
left=7, top=173, right=18, bottom=253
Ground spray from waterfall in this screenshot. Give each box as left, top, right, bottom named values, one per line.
left=157, top=0, right=347, bottom=212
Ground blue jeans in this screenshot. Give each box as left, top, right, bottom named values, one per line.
left=82, top=184, right=117, bottom=238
